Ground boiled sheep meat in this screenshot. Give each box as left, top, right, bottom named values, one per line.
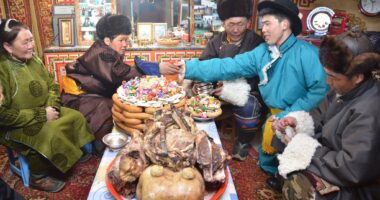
left=108, top=132, right=149, bottom=198
left=144, top=108, right=197, bottom=171
left=195, top=131, right=228, bottom=185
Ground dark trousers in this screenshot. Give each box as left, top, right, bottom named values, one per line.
left=0, top=178, right=24, bottom=200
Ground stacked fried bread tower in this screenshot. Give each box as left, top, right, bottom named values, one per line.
left=112, top=76, right=186, bottom=134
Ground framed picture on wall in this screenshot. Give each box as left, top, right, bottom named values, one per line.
left=137, top=23, right=153, bottom=41
left=56, top=0, right=75, bottom=5
left=75, top=0, right=117, bottom=46
left=58, top=17, right=75, bottom=46
left=152, top=23, right=167, bottom=39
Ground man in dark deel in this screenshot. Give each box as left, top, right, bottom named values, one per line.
left=197, top=0, right=265, bottom=161
left=273, top=31, right=380, bottom=200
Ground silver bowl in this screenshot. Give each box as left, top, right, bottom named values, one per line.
left=102, top=132, right=129, bottom=150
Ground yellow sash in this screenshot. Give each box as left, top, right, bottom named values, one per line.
left=62, top=76, right=84, bottom=95
left=262, top=108, right=282, bottom=154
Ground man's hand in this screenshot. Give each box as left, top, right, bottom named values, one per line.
left=272, top=117, right=297, bottom=145
left=192, top=82, right=200, bottom=95
left=46, top=106, right=59, bottom=121
left=159, top=62, right=181, bottom=75
left=283, top=135, right=291, bottom=145
left=272, top=116, right=297, bottom=134
left=212, top=81, right=223, bottom=96
left=173, top=60, right=186, bottom=81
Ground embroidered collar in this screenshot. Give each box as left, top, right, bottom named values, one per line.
left=221, top=31, right=246, bottom=47
left=226, top=35, right=243, bottom=46
left=5, top=54, right=29, bottom=66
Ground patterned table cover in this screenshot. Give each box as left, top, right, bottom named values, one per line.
left=87, top=121, right=238, bottom=200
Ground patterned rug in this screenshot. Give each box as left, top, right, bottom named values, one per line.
left=0, top=132, right=282, bottom=200
left=219, top=131, right=282, bottom=200
left=0, top=146, right=100, bottom=200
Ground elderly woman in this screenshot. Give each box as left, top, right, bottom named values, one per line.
left=0, top=19, right=94, bottom=192
left=61, top=14, right=180, bottom=153
left=272, top=31, right=380, bottom=200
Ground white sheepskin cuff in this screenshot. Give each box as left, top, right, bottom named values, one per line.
left=219, top=78, right=251, bottom=106
left=278, top=134, right=320, bottom=178
left=286, top=111, right=315, bottom=137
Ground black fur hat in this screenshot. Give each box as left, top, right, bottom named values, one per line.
left=217, top=0, right=252, bottom=21
left=96, top=14, right=131, bottom=40
left=258, top=0, right=302, bottom=36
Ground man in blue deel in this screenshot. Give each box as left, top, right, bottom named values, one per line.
left=177, top=0, right=329, bottom=191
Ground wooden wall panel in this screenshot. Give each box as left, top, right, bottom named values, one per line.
left=0, top=0, right=7, bottom=18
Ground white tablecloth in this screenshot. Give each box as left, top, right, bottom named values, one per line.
left=87, top=121, right=238, bottom=200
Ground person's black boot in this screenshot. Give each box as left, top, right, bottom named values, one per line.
left=266, top=174, right=284, bottom=193
left=232, top=131, right=255, bottom=161
left=232, top=142, right=251, bottom=161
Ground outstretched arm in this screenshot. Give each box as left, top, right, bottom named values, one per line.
left=134, top=56, right=181, bottom=76
left=183, top=50, right=259, bottom=82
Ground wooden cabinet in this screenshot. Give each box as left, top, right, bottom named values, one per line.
left=43, top=46, right=204, bottom=89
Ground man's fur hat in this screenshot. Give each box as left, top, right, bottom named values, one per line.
left=319, top=31, right=374, bottom=75
left=96, top=14, right=131, bottom=40
left=217, top=0, right=252, bottom=21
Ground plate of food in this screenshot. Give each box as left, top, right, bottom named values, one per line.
left=185, top=94, right=222, bottom=120
left=116, top=75, right=186, bottom=108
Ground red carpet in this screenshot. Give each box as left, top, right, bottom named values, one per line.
left=0, top=133, right=282, bottom=200
left=219, top=132, right=282, bottom=200
left=0, top=146, right=100, bottom=200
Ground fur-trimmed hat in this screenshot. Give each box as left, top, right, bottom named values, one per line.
left=217, top=0, right=252, bottom=21
left=319, top=31, right=374, bottom=75
left=96, top=14, right=131, bottom=40
left=258, top=0, right=302, bottom=36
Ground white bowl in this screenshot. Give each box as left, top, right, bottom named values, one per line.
left=102, top=132, right=129, bottom=150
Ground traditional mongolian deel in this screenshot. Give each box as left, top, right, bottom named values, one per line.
left=0, top=54, right=94, bottom=173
